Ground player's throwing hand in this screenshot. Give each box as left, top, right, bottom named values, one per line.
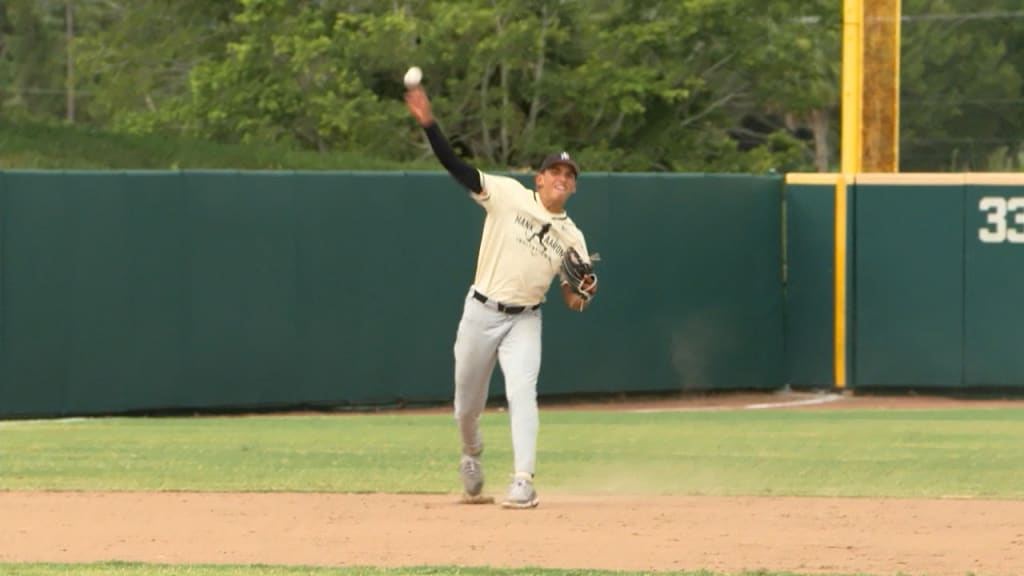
left=404, top=87, right=433, bottom=127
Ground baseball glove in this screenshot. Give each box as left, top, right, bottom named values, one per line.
left=560, top=247, right=599, bottom=301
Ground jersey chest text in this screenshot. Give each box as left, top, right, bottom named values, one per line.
left=509, top=211, right=570, bottom=267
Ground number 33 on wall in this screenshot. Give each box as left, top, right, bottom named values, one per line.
left=978, top=197, right=1024, bottom=244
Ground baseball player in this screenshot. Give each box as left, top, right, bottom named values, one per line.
left=405, top=86, right=597, bottom=509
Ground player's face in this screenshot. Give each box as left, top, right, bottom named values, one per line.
left=535, top=164, right=577, bottom=211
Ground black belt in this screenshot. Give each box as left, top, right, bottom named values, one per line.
left=472, top=290, right=540, bottom=315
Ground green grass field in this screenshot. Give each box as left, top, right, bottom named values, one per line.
left=3, top=406, right=1022, bottom=576
left=3, top=408, right=1023, bottom=498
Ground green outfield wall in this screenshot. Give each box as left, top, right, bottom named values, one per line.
left=963, top=182, right=1024, bottom=387
left=852, top=179, right=964, bottom=387
left=782, top=173, right=1024, bottom=391
left=0, top=171, right=785, bottom=418
left=852, top=174, right=1024, bottom=390
left=782, top=179, right=838, bottom=388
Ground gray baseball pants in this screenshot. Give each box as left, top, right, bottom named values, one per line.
left=452, top=286, right=541, bottom=477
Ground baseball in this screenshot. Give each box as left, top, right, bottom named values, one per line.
left=404, top=66, right=422, bottom=88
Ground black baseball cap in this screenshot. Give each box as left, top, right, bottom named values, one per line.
left=539, top=151, right=580, bottom=177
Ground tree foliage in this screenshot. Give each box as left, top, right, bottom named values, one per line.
left=1, top=0, right=1022, bottom=172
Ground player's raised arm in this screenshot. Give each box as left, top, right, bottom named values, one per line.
left=404, top=83, right=482, bottom=195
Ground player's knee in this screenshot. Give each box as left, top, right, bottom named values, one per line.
left=454, top=407, right=481, bottom=423
left=504, top=383, right=538, bottom=409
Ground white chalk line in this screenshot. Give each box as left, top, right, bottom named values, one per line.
left=744, top=393, right=845, bottom=410
left=0, top=417, right=93, bottom=427
left=1, top=394, right=849, bottom=422
left=630, top=392, right=846, bottom=413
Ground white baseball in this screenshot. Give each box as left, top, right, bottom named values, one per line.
left=404, top=66, right=422, bottom=88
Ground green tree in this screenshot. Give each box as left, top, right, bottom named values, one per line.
left=72, top=0, right=237, bottom=130
left=0, top=0, right=64, bottom=119
left=12, top=0, right=1020, bottom=173
left=900, top=0, right=1024, bottom=171
left=733, top=0, right=840, bottom=172
left=167, top=0, right=830, bottom=172
left=179, top=0, right=416, bottom=154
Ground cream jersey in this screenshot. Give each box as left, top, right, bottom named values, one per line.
left=470, top=171, right=590, bottom=306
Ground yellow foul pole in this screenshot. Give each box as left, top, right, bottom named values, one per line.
left=842, top=0, right=864, bottom=174
left=862, top=0, right=901, bottom=172
left=835, top=0, right=864, bottom=389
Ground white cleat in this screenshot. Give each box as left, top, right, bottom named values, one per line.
left=501, top=475, right=539, bottom=509
left=460, top=455, right=484, bottom=497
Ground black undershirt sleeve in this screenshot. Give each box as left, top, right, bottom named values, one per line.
left=423, top=122, right=483, bottom=194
